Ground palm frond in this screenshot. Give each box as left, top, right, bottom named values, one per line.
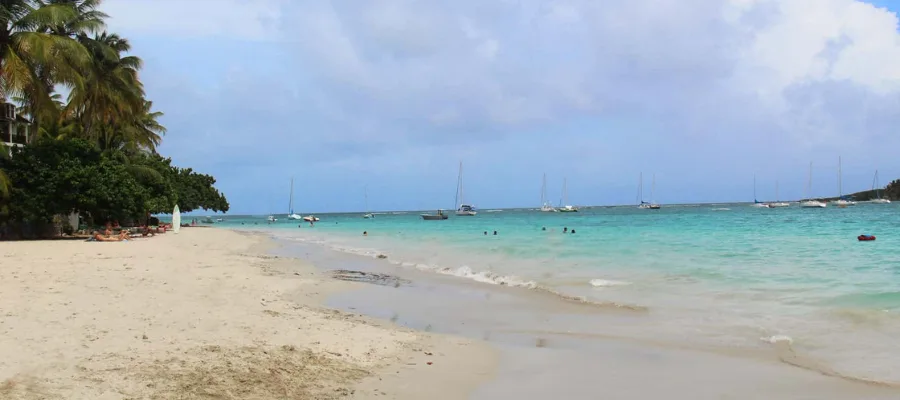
left=13, top=3, right=78, bottom=32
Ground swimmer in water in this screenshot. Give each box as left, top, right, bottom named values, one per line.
left=363, top=231, right=368, bottom=236
left=563, top=227, right=568, bottom=233
left=571, top=229, right=576, bottom=234
left=493, top=230, right=498, bottom=235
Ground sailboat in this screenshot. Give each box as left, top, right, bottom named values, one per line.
left=540, top=173, right=557, bottom=212
left=800, top=162, right=826, bottom=208
left=455, top=161, right=476, bottom=216
left=363, top=186, right=374, bottom=218
left=831, top=157, right=857, bottom=207
left=287, top=177, right=302, bottom=220
left=770, top=181, right=790, bottom=207
left=558, top=178, right=578, bottom=212
left=751, top=175, right=769, bottom=208
left=870, top=170, right=891, bottom=204
left=637, top=173, right=661, bottom=209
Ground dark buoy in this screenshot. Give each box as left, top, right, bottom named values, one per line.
left=858, top=234, right=876, bottom=241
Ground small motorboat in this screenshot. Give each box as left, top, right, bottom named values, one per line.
left=858, top=235, right=876, bottom=242
left=421, top=209, right=449, bottom=220
left=303, top=215, right=320, bottom=222
left=266, top=215, right=277, bottom=223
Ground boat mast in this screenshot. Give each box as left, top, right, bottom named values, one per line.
left=541, top=173, right=547, bottom=207
left=838, top=156, right=843, bottom=199
left=364, top=185, right=369, bottom=213
left=807, top=162, right=813, bottom=200
left=561, top=178, right=568, bottom=206
left=289, top=176, right=294, bottom=214
left=459, top=162, right=464, bottom=207
left=651, top=174, right=656, bottom=204
left=638, top=172, right=643, bottom=204
left=455, top=161, right=463, bottom=209
left=874, top=170, right=881, bottom=199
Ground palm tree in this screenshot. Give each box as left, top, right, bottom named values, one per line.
left=0, top=0, right=87, bottom=103
left=40, top=0, right=107, bottom=37
left=66, top=31, right=143, bottom=140
left=19, top=0, right=106, bottom=127
left=124, top=99, right=165, bottom=152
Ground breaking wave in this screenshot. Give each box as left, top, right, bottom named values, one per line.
left=273, top=232, right=647, bottom=313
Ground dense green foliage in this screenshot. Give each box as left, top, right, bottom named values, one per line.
left=885, top=180, right=900, bottom=201
left=0, top=0, right=228, bottom=236
left=132, top=153, right=229, bottom=214
left=0, top=139, right=227, bottom=226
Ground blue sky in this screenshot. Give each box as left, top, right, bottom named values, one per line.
left=102, top=0, right=900, bottom=214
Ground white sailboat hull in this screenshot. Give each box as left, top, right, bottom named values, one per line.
left=769, top=202, right=790, bottom=208
left=455, top=210, right=477, bottom=216
left=831, top=199, right=857, bottom=207
left=287, top=214, right=303, bottom=220
left=800, top=201, right=826, bottom=208
left=870, top=198, right=891, bottom=204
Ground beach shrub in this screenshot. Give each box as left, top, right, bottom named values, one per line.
left=0, top=139, right=229, bottom=230
left=886, top=179, right=900, bottom=201
left=0, top=139, right=149, bottom=226
left=172, top=167, right=230, bottom=213
left=134, top=153, right=230, bottom=214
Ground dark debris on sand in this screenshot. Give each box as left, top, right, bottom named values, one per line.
left=330, top=270, right=411, bottom=287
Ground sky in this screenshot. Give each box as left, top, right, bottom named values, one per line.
left=100, top=0, right=900, bottom=214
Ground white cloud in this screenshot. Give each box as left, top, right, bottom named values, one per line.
left=102, top=0, right=285, bottom=40
left=247, top=0, right=900, bottom=148
left=109, top=0, right=900, bottom=189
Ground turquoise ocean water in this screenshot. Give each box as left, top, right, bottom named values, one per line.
left=211, top=203, right=900, bottom=383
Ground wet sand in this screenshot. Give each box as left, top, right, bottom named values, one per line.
left=0, top=229, right=495, bottom=399
left=279, top=237, right=900, bottom=400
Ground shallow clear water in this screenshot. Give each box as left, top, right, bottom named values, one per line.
left=209, top=203, right=900, bottom=382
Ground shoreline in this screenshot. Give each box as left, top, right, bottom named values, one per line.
left=0, top=228, right=496, bottom=399
left=4, top=225, right=899, bottom=399
left=268, top=228, right=900, bottom=399
left=258, top=218, right=900, bottom=387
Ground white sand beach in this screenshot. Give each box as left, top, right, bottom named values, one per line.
left=5, top=226, right=900, bottom=400
left=0, top=228, right=495, bottom=399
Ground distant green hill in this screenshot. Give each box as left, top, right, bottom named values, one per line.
left=818, top=179, right=899, bottom=201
